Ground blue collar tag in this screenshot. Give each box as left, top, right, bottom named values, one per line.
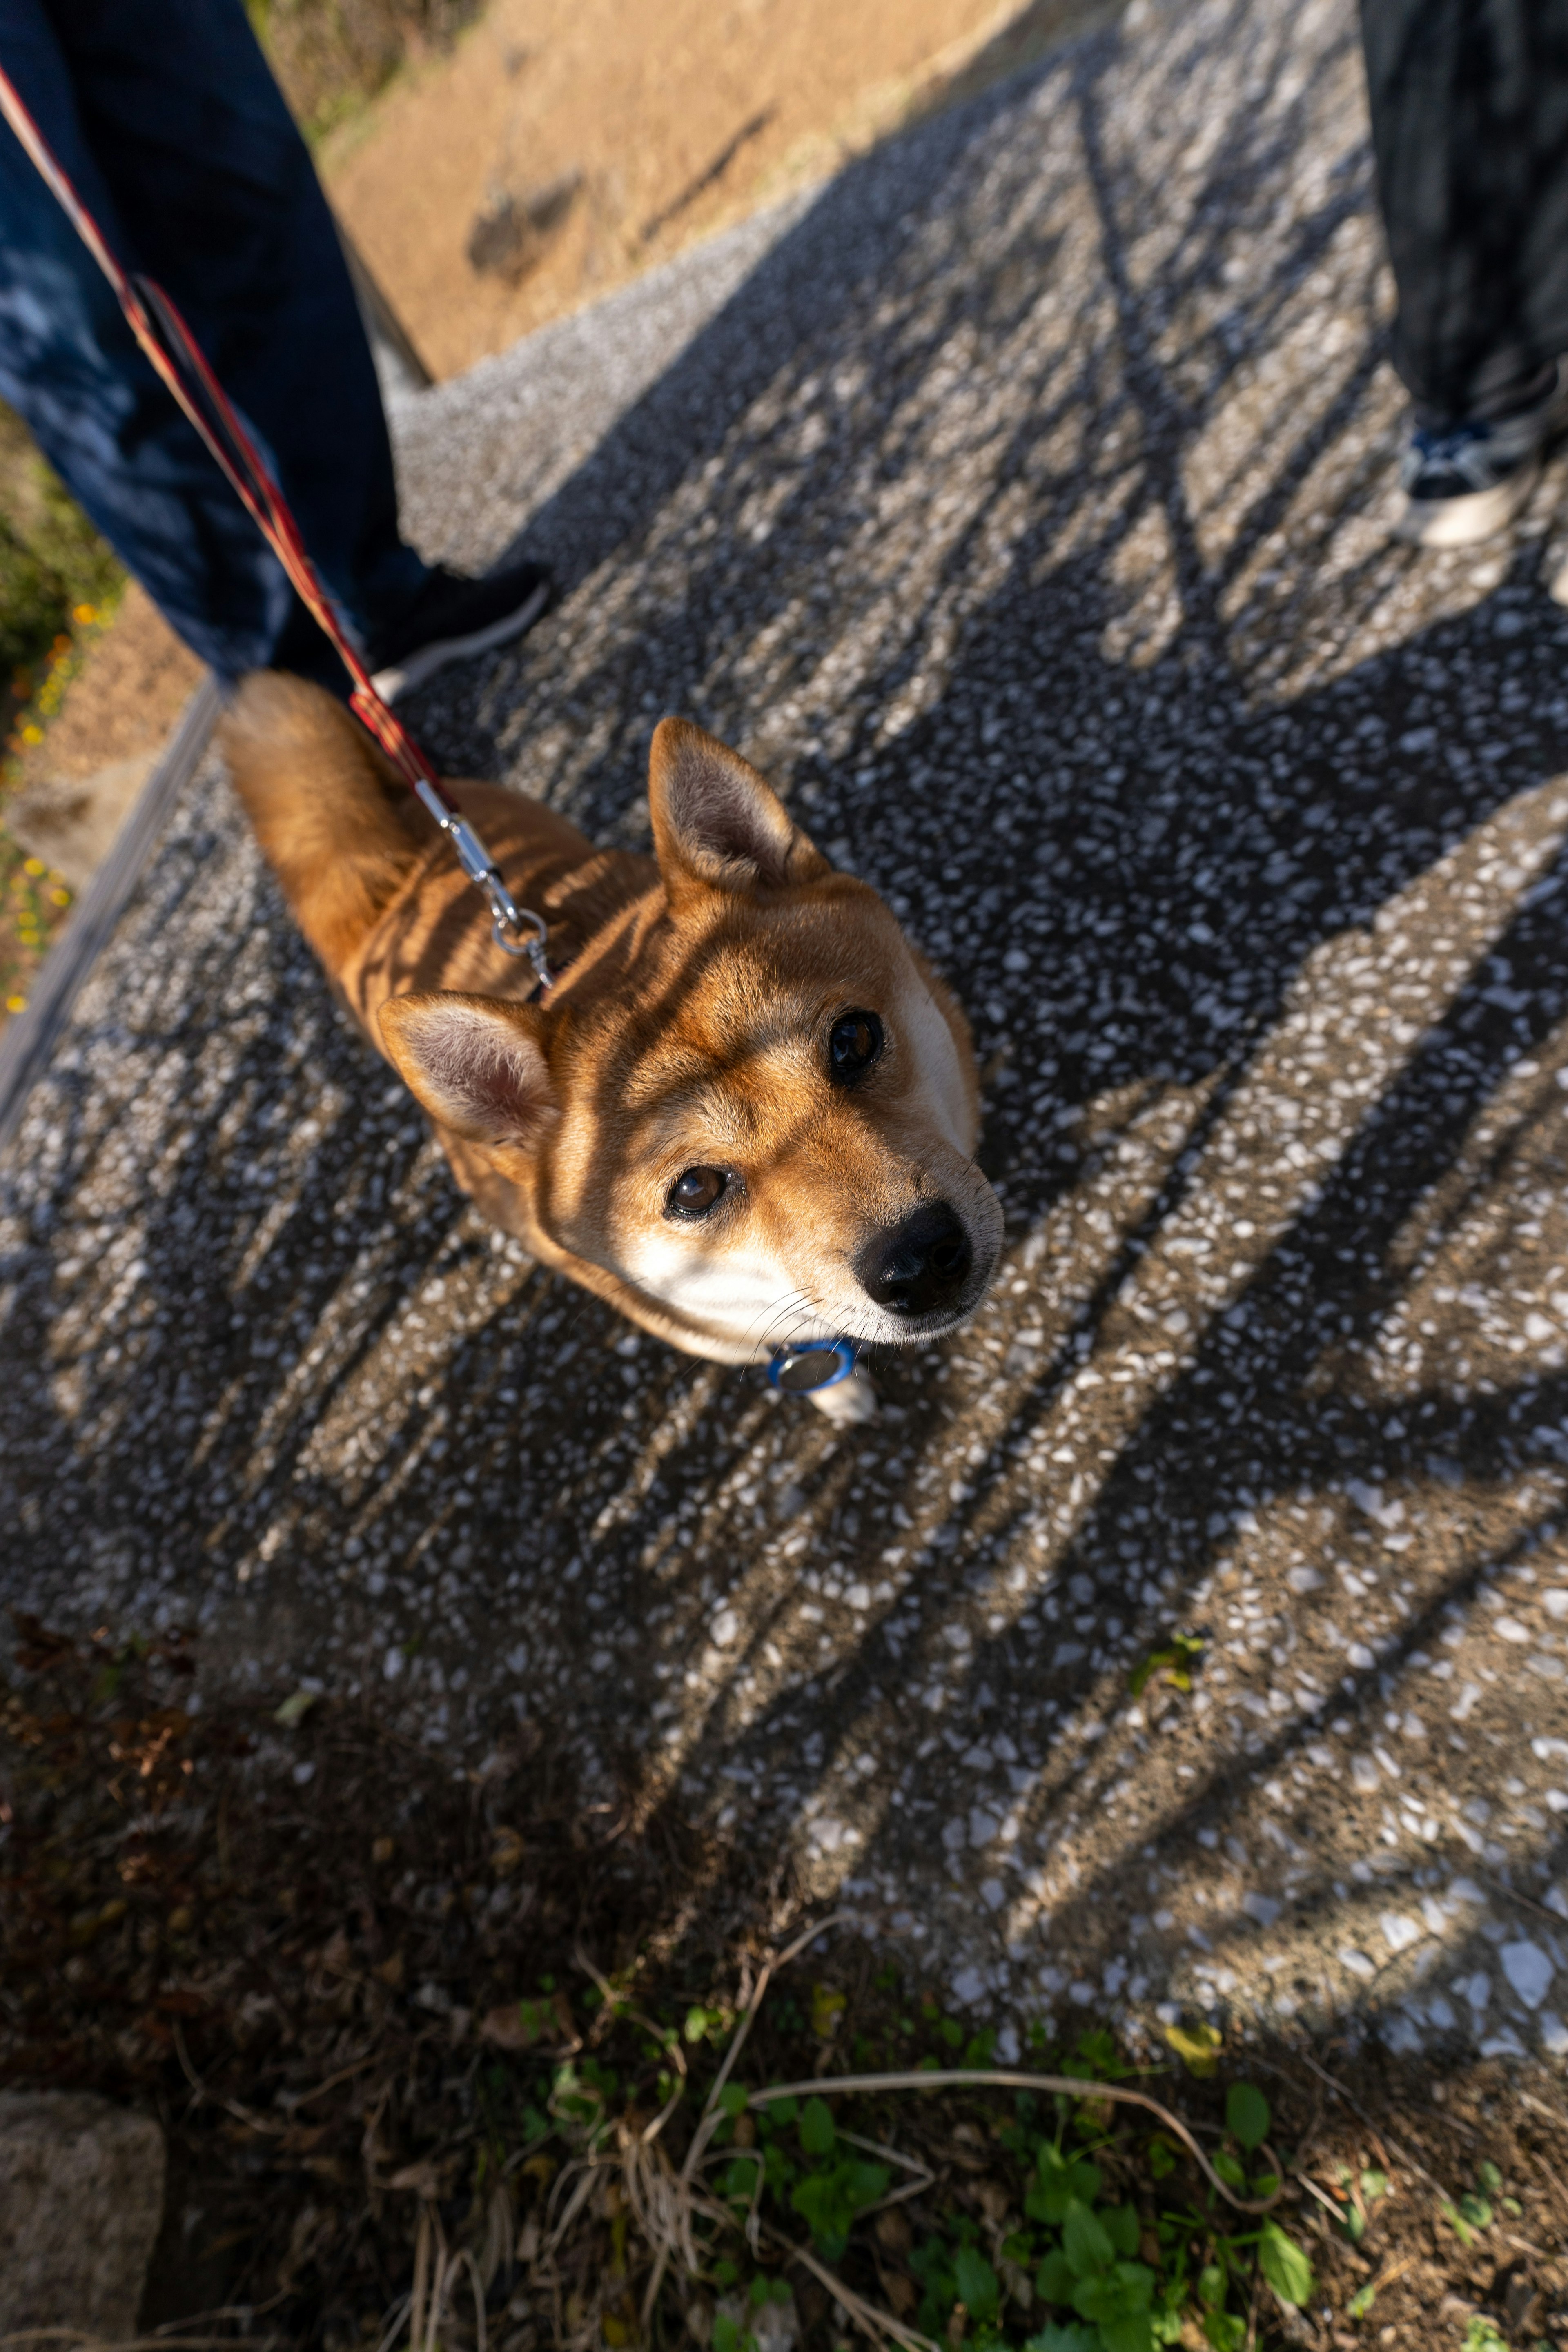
left=768, top=1336, right=856, bottom=1395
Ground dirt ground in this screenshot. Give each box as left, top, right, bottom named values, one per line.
left=323, top=0, right=1115, bottom=381
left=10, top=585, right=203, bottom=786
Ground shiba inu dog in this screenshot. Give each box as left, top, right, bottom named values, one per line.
left=222, top=675, right=1002, bottom=1421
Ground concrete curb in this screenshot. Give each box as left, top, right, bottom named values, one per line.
left=0, top=672, right=222, bottom=1161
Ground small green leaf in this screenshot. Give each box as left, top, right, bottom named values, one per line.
left=274, top=1687, right=317, bottom=1727
left=1225, top=2081, right=1271, bottom=2152
left=1062, top=2196, right=1116, bottom=2276
left=1213, top=2150, right=1247, bottom=2190
left=1036, top=2248, right=1076, bottom=2303
left=713, top=2316, right=742, bottom=2352
left=718, top=2082, right=749, bottom=2119
left=798, top=2096, right=835, bottom=2157
left=1147, top=2135, right=1177, bottom=2180
left=1343, top=2202, right=1366, bottom=2244
left=1258, top=2219, right=1313, bottom=2307
left=1101, top=2316, right=1158, bottom=2352
left=1203, top=2314, right=1245, bottom=2352
left=1347, top=2283, right=1376, bottom=2321
left=1478, top=2159, right=1503, bottom=2196
left=953, top=2244, right=1000, bottom=2322
left=1198, top=2264, right=1226, bottom=2312
left=1456, top=2191, right=1493, bottom=2231
left=1103, top=2204, right=1140, bottom=2256
left=1359, top=2167, right=1388, bottom=2202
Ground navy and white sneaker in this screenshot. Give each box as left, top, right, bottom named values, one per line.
left=1396, top=364, right=1568, bottom=547
left=369, top=559, right=553, bottom=700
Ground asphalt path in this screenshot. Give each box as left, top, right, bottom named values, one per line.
left=7, top=0, right=1568, bottom=2068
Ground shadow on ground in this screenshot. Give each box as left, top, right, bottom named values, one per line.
left=4, top=0, right=1568, bottom=2080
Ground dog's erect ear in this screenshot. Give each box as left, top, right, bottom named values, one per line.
left=649, top=717, right=829, bottom=897
left=377, top=993, right=557, bottom=1152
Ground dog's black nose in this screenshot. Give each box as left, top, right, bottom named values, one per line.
left=858, top=1202, right=973, bottom=1318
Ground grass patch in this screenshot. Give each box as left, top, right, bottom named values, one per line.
left=247, top=0, right=484, bottom=140
left=0, top=398, right=122, bottom=701
left=0, top=401, right=121, bottom=1018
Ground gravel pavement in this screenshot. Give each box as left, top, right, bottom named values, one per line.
left=8, top=0, right=1568, bottom=2071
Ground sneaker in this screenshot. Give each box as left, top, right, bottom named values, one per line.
left=368, top=559, right=553, bottom=699
left=1396, top=365, right=1568, bottom=548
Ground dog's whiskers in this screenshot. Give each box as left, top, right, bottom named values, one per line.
left=746, top=1291, right=817, bottom=1355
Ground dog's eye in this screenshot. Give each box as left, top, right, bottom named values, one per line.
left=668, top=1165, right=728, bottom=1218
left=828, top=1009, right=884, bottom=1087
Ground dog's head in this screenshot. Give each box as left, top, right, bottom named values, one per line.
left=379, top=720, right=1002, bottom=1360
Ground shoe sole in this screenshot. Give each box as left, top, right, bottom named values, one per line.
left=370, top=576, right=552, bottom=702
left=1394, top=459, right=1541, bottom=548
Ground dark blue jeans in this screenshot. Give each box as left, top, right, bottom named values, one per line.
left=0, top=0, right=428, bottom=687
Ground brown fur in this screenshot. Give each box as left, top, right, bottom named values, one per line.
left=221, top=673, right=1000, bottom=1374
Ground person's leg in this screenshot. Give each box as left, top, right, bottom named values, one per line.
left=45, top=0, right=428, bottom=679
left=0, top=0, right=549, bottom=692
left=0, top=0, right=314, bottom=682
left=1361, top=0, right=1568, bottom=422
left=1360, top=0, right=1568, bottom=544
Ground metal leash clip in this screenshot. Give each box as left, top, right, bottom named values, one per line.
left=413, top=779, right=555, bottom=990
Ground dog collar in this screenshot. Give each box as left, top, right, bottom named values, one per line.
left=768, top=1336, right=856, bottom=1395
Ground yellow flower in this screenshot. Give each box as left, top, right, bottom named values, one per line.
left=49, top=886, right=70, bottom=906
left=23, top=858, right=45, bottom=877
left=4, top=994, right=24, bottom=1013
left=20, top=724, right=42, bottom=744
left=73, top=604, right=96, bottom=625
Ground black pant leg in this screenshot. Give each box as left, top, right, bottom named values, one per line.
left=1360, top=0, right=1568, bottom=420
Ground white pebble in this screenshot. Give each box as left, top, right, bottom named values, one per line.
left=1501, top=1940, right=1555, bottom=2011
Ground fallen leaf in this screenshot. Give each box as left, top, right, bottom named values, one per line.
left=480, top=1989, right=574, bottom=2049
left=811, top=1982, right=847, bottom=2039
left=879, top=2269, right=916, bottom=2317
left=274, top=1690, right=317, bottom=1729
left=389, top=2160, right=440, bottom=2196
left=1162, top=2018, right=1223, bottom=2076
left=490, top=1827, right=525, bottom=1876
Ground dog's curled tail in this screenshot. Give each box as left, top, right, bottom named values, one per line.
left=221, top=671, right=427, bottom=972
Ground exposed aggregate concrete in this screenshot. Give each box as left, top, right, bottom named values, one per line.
left=9, top=0, right=1568, bottom=2071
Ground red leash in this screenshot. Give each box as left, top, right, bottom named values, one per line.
left=0, top=65, right=554, bottom=987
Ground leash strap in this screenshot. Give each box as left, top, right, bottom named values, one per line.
left=0, top=65, right=554, bottom=989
